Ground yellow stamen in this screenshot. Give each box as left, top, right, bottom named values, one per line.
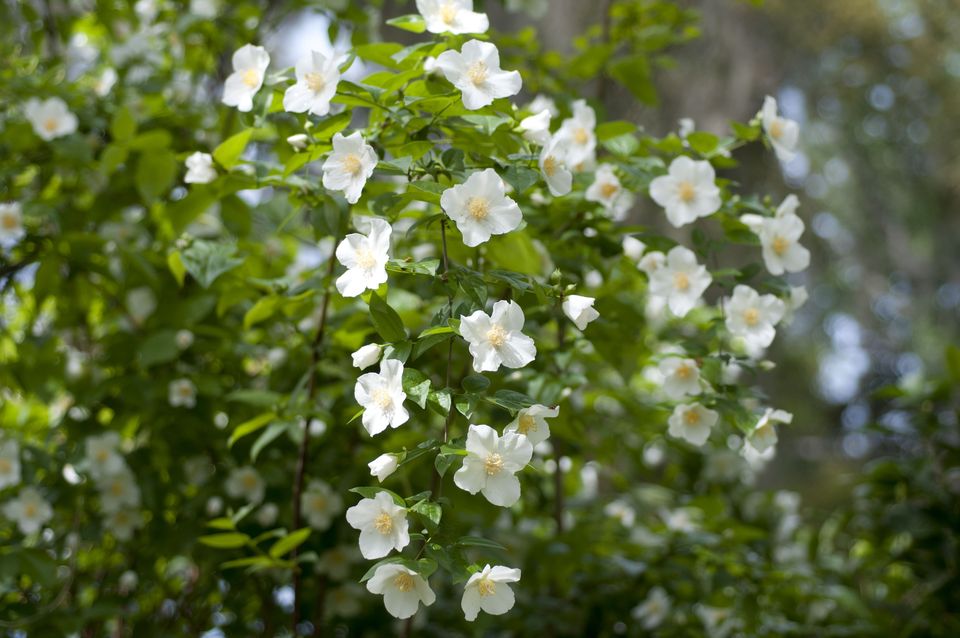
left=477, top=578, right=496, bottom=597
left=772, top=236, right=789, bottom=256
left=43, top=118, right=59, bottom=132
left=342, top=153, right=363, bottom=177
left=356, top=247, right=377, bottom=270
left=744, top=308, right=760, bottom=326
left=484, top=453, right=504, bottom=476
left=440, top=3, right=457, bottom=24
left=573, top=128, right=589, bottom=145
left=673, top=272, right=690, bottom=291
left=305, top=71, right=326, bottom=93
left=517, top=414, right=537, bottom=435
left=769, top=119, right=784, bottom=139
left=24, top=503, right=38, bottom=518
left=1, top=214, right=16, bottom=230
left=467, top=61, right=488, bottom=86
left=683, top=409, right=701, bottom=425
left=466, top=197, right=490, bottom=220
left=675, top=364, right=692, bottom=379
left=486, top=324, right=507, bottom=347
left=374, top=512, right=393, bottom=534
left=372, top=388, right=393, bottom=410
left=600, top=182, right=619, bottom=199
left=543, top=156, right=558, bottom=176
left=394, top=573, right=415, bottom=592
left=678, top=181, right=696, bottom=203
left=241, top=69, right=260, bottom=88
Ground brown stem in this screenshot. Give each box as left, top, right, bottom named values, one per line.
left=430, top=220, right=456, bottom=498
left=291, top=247, right=338, bottom=635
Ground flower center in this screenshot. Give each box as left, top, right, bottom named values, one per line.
left=683, top=409, right=701, bottom=425
left=342, top=153, right=363, bottom=177
left=179, top=385, right=193, bottom=397
left=675, top=364, right=692, bottom=379
left=356, top=247, right=377, bottom=270
left=0, top=459, right=9, bottom=473
left=771, top=236, right=789, bottom=256
left=310, top=495, right=327, bottom=510
left=517, top=414, right=537, bottom=435
left=43, top=118, right=59, bottom=132
left=543, top=156, right=558, bottom=176
left=467, top=61, right=488, bottom=86
left=440, top=3, right=457, bottom=24
left=241, top=68, right=260, bottom=88
left=769, top=119, right=784, bottom=139
left=1, top=214, right=16, bottom=230
left=486, top=324, right=507, bottom=347
left=242, top=474, right=258, bottom=490
left=466, top=197, right=490, bottom=220
left=110, top=481, right=124, bottom=496
left=484, top=453, right=504, bottom=476
left=743, top=308, right=760, bottom=327
left=95, top=449, right=110, bottom=462
left=477, top=577, right=497, bottom=597
left=677, top=181, right=696, bottom=203
left=374, top=512, right=393, bottom=534
left=673, top=272, right=690, bottom=291
left=573, top=127, right=589, bottom=145
left=372, top=387, right=394, bottom=410
left=305, top=71, right=326, bottom=93
left=394, top=573, right=415, bottom=592
left=24, top=503, right=38, bottom=518
left=600, top=182, right=619, bottom=199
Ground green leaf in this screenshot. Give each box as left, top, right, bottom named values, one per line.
left=269, top=528, right=311, bottom=558
left=462, top=374, right=490, bottom=393
left=410, top=500, right=442, bottom=529
left=213, top=129, right=253, bottom=169
left=110, top=107, right=137, bottom=142
left=312, top=111, right=353, bottom=141
left=359, top=556, right=406, bottom=583
left=402, top=367, right=431, bottom=409
left=138, top=331, right=179, bottom=368
left=456, top=535, right=507, bottom=551
left=369, top=291, right=407, bottom=342
left=502, top=165, right=539, bottom=195
left=386, top=13, right=426, bottom=33
left=135, top=150, right=177, bottom=203
left=486, top=389, right=537, bottom=412
left=349, top=486, right=406, bottom=506
left=229, top=412, right=277, bottom=447
left=227, top=389, right=283, bottom=407
left=601, top=133, right=640, bottom=157
left=596, top=121, right=637, bottom=141
left=244, top=296, right=282, bottom=330
left=686, top=131, right=719, bottom=155
left=180, top=240, right=245, bottom=288
left=251, top=421, right=291, bottom=461
left=167, top=251, right=186, bottom=286
left=946, top=346, right=960, bottom=384
left=608, top=54, right=657, bottom=105
left=198, top=533, right=250, bottom=549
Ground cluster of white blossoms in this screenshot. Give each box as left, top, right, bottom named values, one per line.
left=86, top=433, right=143, bottom=540
left=0, top=440, right=51, bottom=536
left=0, top=202, right=25, bottom=246
left=168, top=377, right=198, bottom=408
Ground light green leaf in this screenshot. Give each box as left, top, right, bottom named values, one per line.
left=213, top=129, right=253, bottom=169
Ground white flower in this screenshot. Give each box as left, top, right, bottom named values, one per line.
left=104, top=508, right=142, bottom=541
left=658, top=357, right=701, bottom=399
left=368, top=453, right=399, bottom=482
left=125, top=286, right=156, bottom=325
left=459, top=300, right=536, bottom=373
left=24, top=97, right=78, bottom=141
left=556, top=99, right=596, bottom=169
left=206, top=496, right=224, bottom=516
left=667, top=403, right=718, bottom=447
left=662, top=507, right=699, bottom=532
left=0, top=203, right=25, bottom=245
left=334, top=218, right=391, bottom=297
left=783, top=285, right=808, bottom=324
left=740, top=194, right=810, bottom=276
left=287, top=133, right=309, bottom=150
left=648, top=156, right=722, bottom=227
left=417, top=0, right=489, bottom=34
left=646, top=246, right=712, bottom=318
left=225, top=466, right=265, bottom=504
left=638, top=251, right=665, bottom=275
left=0, top=440, right=21, bottom=490
left=222, top=44, right=270, bottom=112
left=746, top=408, right=792, bottom=453
left=423, top=56, right=439, bottom=74
left=724, top=285, right=786, bottom=352
left=175, top=329, right=194, bottom=350
left=538, top=135, right=572, bottom=196
left=168, top=378, right=197, bottom=408
left=284, top=50, right=341, bottom=117
left=352, top=344, right=383, bottom=370
left=504, top=404, right=559, bottom=447
left=255, top=503, right=279, bottom=527
left=528, top=94, right=558, bottom=117
left=184, top=152, right=217, bottom=184
left=562, top=295, right=599, bottom=330
left=97, top=468, right=141, bottom=513
left=345, top=491, right=409, bottom=559
left=461, top=564, right=521, bottom=621
left=760, top=95, right=800, bottom=162
left=355, top=359, right=409, bottom=436
left=632, top=586, right=672, bottom=630
left=454, top=424, right=532, bottom=507
left=604, top=500, right=636, bottom=526
left=365, top=564, right=435, bottom=619
left=84, top=433, right=126, bottom=479
left=622, top=236, right=646, bottom=262
left=118, top=569, right=139, bottom=594
left=520, top=109, right=552, bottom=145
left=94, top=68, right=118, bottom=97
left=2, top=487, right=53, bottom=535
left=441, top=168, right=522, bottom=247
left=301, top=480, right=342, bottom=531
left=322, top=132, right=377, bottom=204
left=586, top=164, right=634, bottom=221
left=678, top=117, right=696, bottom=138
left=435, top=40, right=521, bottom=110
left=190, top=0, right=219, bottom=17
left=696, top=604, right=739, bottom=638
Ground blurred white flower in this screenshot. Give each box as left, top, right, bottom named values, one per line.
left=104, top=508, right=142, bottom=541
left=301, top=480, right=342, bottom=531
left=746, top=408, right=793, bottom=454
left=760, top=95, right=800, bottom=162
left=184, top=152, right=217, bottom=184
left=586, top=164, right=634, bottom=221
left=225, top=466, right=265, bottom=504
left=562, top=295, right=599, bottom=330
left=417, top=0, right=489, bottom=35
left=25, top=97, right=78, bottom=140
left=222, top=44, right=270, bottom=112
left=97, top=467, right=141, bottom=512
left=658, top=356, right=702, bottom=400
left=126, top=287, right=156, bottom=326
left=504, top=404, right=559, bottom=446
left=175, top=329, right=194, bottom=350
left=538, top=135, right=572, bottom=196
left=740, top=195, right=810, bottom=275
left=168, top=378, right=197, bottom=408
left=667, top=403, right=718, bottom=446
left=94, top=68, right=118, bottom=97
left=284, top=50, right=341, bottom=117
left=649, top=156, right=721, bottom=227
left=520, top=109, right=552, bottom=145
left=0, top=440, right=22, bottom=489
left=556, top=100, right=596, bottom=169
left=0, top=202, right=25, bottom=246
left=632, top=586, right=671, bottom=630
left=255, top=503, right=278, bottom=527
left=724, top=285, right=786, bottom=352
left=622, top=235, right=646, bottom=262
left=84, top=432, right=126, bottom=479
left=2, top=487, right=53, bottom=535
left=646, top=246, right=712, bottom=318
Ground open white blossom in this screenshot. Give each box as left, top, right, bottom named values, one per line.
left=678, top=117, right=696, bottom=138
left=105, top=508, right=142, bottom=541
left=0, top=203, right=25, bottom=246
left=345, top=491, right=410, bottom=559
left=98, top=467, right=141, bottom=512
left=503, top=404, right=559, bottom=447
left=25, top=97, right=78, bottom=140
left=84, top=432, right=126, bottom=479
left=760, top=95, right=800, bottom=162
left=538, top=135, right=572, bottom=196
left=441, top=169, right=522, bottom=247
left=368, top=453, right=399, bottom=482
left=556, top=99, right=596, bottom=169
left=366, top=564, right=435, bottom=619
left=746, top=408, right=793, bottom=454
left=622, top=236, right=646, bottom=262
left=94, top=68, right=118, bottom=97
left=222, top=44, right=270, bottom=112
left=352, top=344, right=383, bottom=370
left=322, top=132, right=377, bottom=204
left=562, top=295, right=599, bottom=330
left=168, top=378, right=197, bottom=408
left=176, top=329, right=194, bottom=350
left=520, top=109, right=552, bottom=145
left=355, top=358, right=409, bottom=436
left=417, top=0, right=489, bottom=35
left=284, top=50, right=341, bottom=116
left=646, top=246, right=712, bottom=318
left=740, top=194, right=810, bottom=275
left=2, top=487, right=53, bottom=535
left=586, top=164, right=634, bottom=221
left=454, top=424, right=532, bottom=507
left=256, top=503, right=279, bottom=527
left=632, top=586, right=672, bottom=630
left=0, top=440, right=22, bottom=489
left=724, top=285, right=786, bottom=352
left=126, top=287, right=156, bottom=325
left=659, top=356, right=702, bottom=399
left=648, top=156, right=722, bottom=227
left=334, top=218, right=391, bottom=297
left=667, top=403, right=718, bottom=447
left=184, top=152, right=217, bottom=184
left=462, top=564, right=521, bottom=621
left=435, top=40, right=521, bottom=110
left=225, top=466, right=265, bottom=504
left=459, top=300, right=536, bottom=373
left=301, top=480, right=342, bottom=531
left=528, top=94, right=558, bottom=117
